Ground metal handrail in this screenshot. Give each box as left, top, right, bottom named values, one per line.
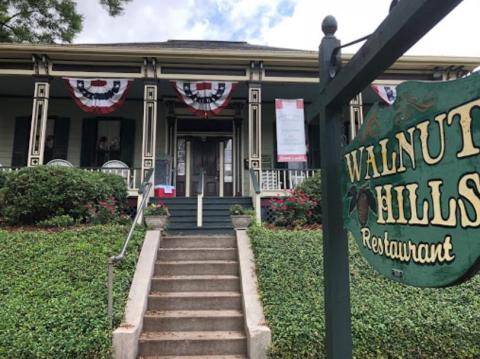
left=107, top=168, right=154, bottom=326
left=249, top=168, right=261, bottom=194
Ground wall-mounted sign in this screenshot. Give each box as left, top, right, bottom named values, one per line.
left=275, top=99, right=307, bottom=162
left=342, top=74, right=480, bottom=287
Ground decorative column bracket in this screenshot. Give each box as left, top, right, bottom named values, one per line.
left=27, top=81, right=50, bottom=166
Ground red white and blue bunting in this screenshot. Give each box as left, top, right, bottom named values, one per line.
left=64, top=78, right=133, bottom=114
left=173, top=81, right=237, bottom=118
left=371, top=84, right=397, bottom=105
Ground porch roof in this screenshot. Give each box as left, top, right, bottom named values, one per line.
left=0, top=40, right=479, bottom=72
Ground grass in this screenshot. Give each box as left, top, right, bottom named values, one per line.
left=249, top=225, right=480, bottom=359
left=0, top=224, right=145, bottom=359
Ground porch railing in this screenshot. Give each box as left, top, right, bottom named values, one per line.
left=0, top=166, right=142, bottom=192
left=260, top=168, right=320, bottom=192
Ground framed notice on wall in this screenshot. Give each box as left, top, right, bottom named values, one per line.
left=275, top=99, right=307, bottom=162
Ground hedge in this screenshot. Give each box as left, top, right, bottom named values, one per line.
left=1, top=166, right=127, bottom=225
left=0, top=225, right=144, bottom=358
left=249, top=226, right=480, bottom=359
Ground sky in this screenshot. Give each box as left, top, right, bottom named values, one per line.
left=75, top=0, right=480, bottom=57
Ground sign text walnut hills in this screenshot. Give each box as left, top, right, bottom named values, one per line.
left=342, top=74, right=480, bottom=287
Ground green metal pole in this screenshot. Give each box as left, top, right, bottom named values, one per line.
left=318, top=16, right=352, bottom=359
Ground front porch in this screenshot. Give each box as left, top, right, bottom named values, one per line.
left=0, top=74, right=324, bottom=216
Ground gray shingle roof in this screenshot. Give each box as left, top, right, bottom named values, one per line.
left=74, top=39, right=315, bottom=53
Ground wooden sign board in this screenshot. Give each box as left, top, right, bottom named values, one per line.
left=342, top=74, right=480, bottom=287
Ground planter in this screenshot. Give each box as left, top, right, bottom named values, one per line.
left=144, top=215, right=169, bottom=230
left=231, top=215, right=252, bottom=230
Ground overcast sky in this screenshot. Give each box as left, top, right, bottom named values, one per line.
left=75, top=0, right=480, bottom=57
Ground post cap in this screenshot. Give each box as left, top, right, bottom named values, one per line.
left=322, top=15, right=337, bottom=36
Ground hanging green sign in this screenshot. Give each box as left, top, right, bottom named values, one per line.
left=342, top=73, right=480, bottom=287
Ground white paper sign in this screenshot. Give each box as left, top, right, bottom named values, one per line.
left=275, top=99, right=307, bottom=162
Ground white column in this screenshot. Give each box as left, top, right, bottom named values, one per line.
left=185, top=141, right=191, bottom=197
left=349, top=93, right=363, bottom=141
left=27, top=81, right=50, bottom=166
left=248, top=83, right=262, bottom=222
left=141, top=82, right=158, bottom=182
left=219, top=141, right=224, bottom=197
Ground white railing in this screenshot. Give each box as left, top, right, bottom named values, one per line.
left=0, top=167, right=21, bottom=173
left=260, top=169, right=320, bottom=192
left=82, top=167, right=142, bottom=191
left=0, top=166, right=142, bottom=192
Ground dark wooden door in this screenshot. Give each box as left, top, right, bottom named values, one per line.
left=191, top=138, right=219, bottom=196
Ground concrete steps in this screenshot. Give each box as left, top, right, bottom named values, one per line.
left=138, top=234, right=246, bottom=358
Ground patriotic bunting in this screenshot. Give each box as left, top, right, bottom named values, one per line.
left=64, top=78, right=133, bottom=114
left=173, top=81, right=237, bottom=118
left=371, top=84, right=397, bottom=105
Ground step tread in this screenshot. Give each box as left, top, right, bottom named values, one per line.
left=139, top=355, right=247, bottom=359
left=139, top=331, right=246, bottom=341
left=153, top=275, right=239, bottom=280
left=144, top=310, right=243, bottom=318
left=149, top=291, right=241, bottom=298
left=162, top=236, right=235, bottom=240
left=159, top=248, right=236, bottom=251
left=156, top=260, right=238, bottom=265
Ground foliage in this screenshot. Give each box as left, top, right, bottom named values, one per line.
left=269, top=190, right=318, bottom=227
left=0, top=171, right=8, bottom=188
left=36, top=214, right=75, bottom=228
left=229, top=204, right=254, bottom=216
left=0, top=225, right=144, bottom=358
left=86, top=196, right=130, bottom=225
left=294, top=172, right=322, bottom=222
left=249, top=226, right=480, bottom=359
left=0, top=0, right=131, bottom=43
left=1, top=166, right=128, bottom=225
left=144, top=202, right=170, bottom=216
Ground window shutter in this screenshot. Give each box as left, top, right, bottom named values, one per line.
left=11, top=117, right=31, bottom=167
left=80, top=118, right=98, bottom=167
left=120, top=118, right=135, bottom=167
left=52, top=117, right=70, bottom=160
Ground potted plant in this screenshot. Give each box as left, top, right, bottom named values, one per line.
left=230, top=204, right=254, bottom=230
left=144, top=202, right=170, bottom=230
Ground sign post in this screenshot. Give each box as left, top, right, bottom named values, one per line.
left=316, top=1, right=464, bottom=358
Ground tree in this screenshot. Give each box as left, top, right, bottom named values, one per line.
left=0, top=0, right=131, bottom=43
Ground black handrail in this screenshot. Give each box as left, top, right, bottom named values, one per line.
left=107, top=168, right=154, bottom=325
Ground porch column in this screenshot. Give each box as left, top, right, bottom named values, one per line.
left=233, top=116, right=243, bottom=196
left=141, top=82, right=158, bottom=183
left=248, top=83, right=262, bottom=221
left=349, top=93, right=364, bottom=141
left=27, top=80, right=50, bottom=166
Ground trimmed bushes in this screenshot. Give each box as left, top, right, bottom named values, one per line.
left=1, top=166, right=127, bottom=225
left=249, top=226, right=480, bottom=358
left=0, top=225, right=144, bottom=358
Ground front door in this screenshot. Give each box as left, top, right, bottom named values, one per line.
left=191, top=138, right=219, bottom=196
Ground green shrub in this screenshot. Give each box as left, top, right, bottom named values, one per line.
left=0, top=225, right=145, bottom=358
left=229, top=204, right=254, bottom=216
left=36, top=214, right=75, bottom=228
left=269, top=191, right=317, bottom=227
left=144, top=202, right=170, bottom=216
left=1, top=166, right=128, bottom=225
left=0, top=171, right=8, bottom=188
left=249, top=226, right=480, bottom=359
left=295, top=173, right=322, bottom=222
